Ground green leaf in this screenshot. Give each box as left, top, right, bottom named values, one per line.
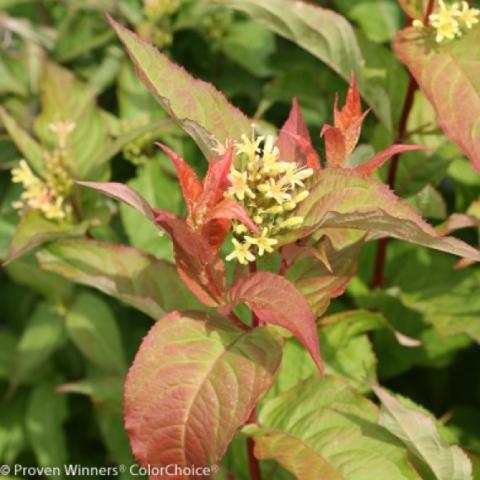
left=66, top=292, right=126, bottom=374
left=37, top=239, right=206, bottom=319
left=389, top=246, right=480, bottom=343
left=215, top=0, right=406, bottom=129
left=6, top=254, right=73, bottom=303
left=57, top=376, right=133, bottom=468
left=220, top=20, right=276, bottom=77
left=406, top=185, right=447, bottom=220
left=0, top=331, right=17, bottom=380
left=109, top=17, right=251, bottom=157
left=248, top=376, right=422, bottom=479
left=125, top=311, right=283, bottom=469
left=395, top=25, right=480, bottom=172
left=354, top=286, right=470, bottom=379
left=34, top=62, right=110, bottom=179
left=119, top=160, right=182, bottom=259
left=26, top=384, right=68, bottom=479
left=0, top=106, right=45, bottom=173
left=0, top=392, right=28, bottom=464
left=13, top=302, right=66, bottom=386
left=283, top=169, right=480, bottom=261
left=6, top=210, right=87, bottom=264
left=333, top=0, right=401, bottom=43
left=374, top=386, right=472, bottom=480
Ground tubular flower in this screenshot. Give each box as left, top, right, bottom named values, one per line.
left=11, top=122, right=74, bottom=221
left=225, top=238, right=256, bottom=264
left=456, top=1, right=480, bottom=28
left=225, top=128, right=313, bottom=264
left=426, top=0, right=479, bottom=43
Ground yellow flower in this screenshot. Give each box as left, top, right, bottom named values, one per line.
left=42, top=197, right=66, bottom=220
left=11, top=160, right=39, bottom=188
left=456, top=1, right=480, bottom=28
left=245, top=228, right=278, bottom=256
left=48, top=120, right=75, bottom=149
left=283, top=164, right=314, bottom=189
left=226, top=238, right=255, bottom=264
left=258, top=178, right=291, bottom=205
left=278, top=216, right=304, bottom=229
left=429, top=0, right=461, bottom=42
left=224, top=127, right=316, bottom=264
left=261, top=136, right=280, bottom=173
left=235, top=132, right=264, bottom=160
left=294, top=190, right=310, bottom=203
left=227, top=169, right=255, bottom=201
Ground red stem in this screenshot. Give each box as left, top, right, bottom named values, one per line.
left=246, top=436, right=262, bottom=480
left=371, top=75, right=417, bottom=288
left=424, top=0, right=436, bottom=22
left=371, top=0, right=434, bottom=289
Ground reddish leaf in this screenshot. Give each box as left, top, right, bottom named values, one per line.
left=353, top=144, right=427, bottom=176
left=277, top=98, right=321, bottom=169
left=224, top=272, right=324, bottom=373
left=154, top=210, right=226, bottom=307
left=157, top=143, right=202, bottom=218
left=320, top=125, right=346, bottom=168
left=285, top=233, right=365, bottom=317
left=395, top=26, right=480, bottom=172
left=200, top=145, right=234, bottom=209
left=333, top=75, right=367, bottom=156
left=124, top=311, right=283, bottom=476
left=77, top=181, right=227, bottom=307
left=76, top=181, right=156, bottom=221
left=205, top=199, right=259, bottom=234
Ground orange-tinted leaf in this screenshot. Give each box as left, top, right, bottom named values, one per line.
left=154, top=210, right=226, bottom=307
left=200, top=146, right=234, bottom=210
left=157, top=143, right=202, bottom=218
left=286, top=234, right=365, bottom=317
left=277, top=98, right=321, bottom=169
left=77, top=181, right=226, bottom=306
left=320, top=125, right=346, bottom=168
left=334, top=75, right=368, bottom=157
left=395, top=26, right=480, bottom=172
left=205, top=199, right=259, bottom=235
left=225, top=272, right=324, bottom=373
left=353, top=144, right=426, bottom=176
left=124, top=311, right=282, bottom=476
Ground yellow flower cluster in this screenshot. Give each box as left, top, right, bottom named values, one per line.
left=413, top=1, right=479, bottom=43
left=224, top=130, right=314, bottom=265
left=11, top=121, right=74, bottom=221
left=143, top=0, right=180, bottom=18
